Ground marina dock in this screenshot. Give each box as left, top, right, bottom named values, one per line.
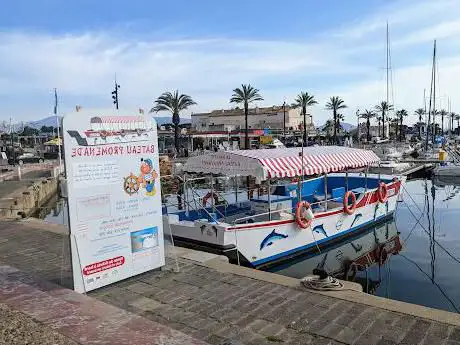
left=1, top=219, right=460, bottom=345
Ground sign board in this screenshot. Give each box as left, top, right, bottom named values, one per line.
left=63, top=111, right=164, bottom=293
left=260, top=135, right=273, bottom=145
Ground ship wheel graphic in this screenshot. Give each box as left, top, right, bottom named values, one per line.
left=124, top=173, right=140, bottom=195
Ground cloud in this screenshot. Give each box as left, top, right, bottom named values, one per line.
left=1, top=0, right=460, bottom=127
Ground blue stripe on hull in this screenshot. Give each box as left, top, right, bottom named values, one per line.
left=251, top=212, right=394, bottom=267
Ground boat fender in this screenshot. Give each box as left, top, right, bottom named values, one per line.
left=343, top=191, right=357, bottom=215
left=295, top=201, right=314, bottom=229
left=202, top=192, right=219, bottom=207
left=377, top=182, right=388, bottom=203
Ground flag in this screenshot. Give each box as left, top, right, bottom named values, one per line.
left=75, top=105, right=82, bottom=112
left=139, top=108, right=144, bottom=114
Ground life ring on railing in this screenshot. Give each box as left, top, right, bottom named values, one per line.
left=343, top=191, right=356, bottom=215
left=202, top=192, right=219, bottom=207
left=295, top=201, right=314, bottom=229
left=377, top=182, right=388, bottom=203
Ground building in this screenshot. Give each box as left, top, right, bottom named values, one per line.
left=191, top=105, right=314, bottom=133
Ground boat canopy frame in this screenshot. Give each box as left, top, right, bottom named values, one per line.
left=183, top=146, right=380, bottom=182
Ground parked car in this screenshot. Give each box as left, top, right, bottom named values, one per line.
left=9, top=153, right=44, bottom=165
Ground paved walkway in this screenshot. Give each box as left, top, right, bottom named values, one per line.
left=1, top=220, right=460, bottom=345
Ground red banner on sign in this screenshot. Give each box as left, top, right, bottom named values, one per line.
left=82, top=256, right=125, bottom=276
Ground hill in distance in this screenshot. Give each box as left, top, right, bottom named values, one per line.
left=25, top=115, right=191, bottom=129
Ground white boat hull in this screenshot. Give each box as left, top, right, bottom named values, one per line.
left=164, top=178, right=403, bottom=267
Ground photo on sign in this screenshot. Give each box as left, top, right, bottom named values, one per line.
left=67, top=116, right=154, bottom=146
left=130, top=227, right=159, bottom=253
left=123, top=158, right=158, bottom=196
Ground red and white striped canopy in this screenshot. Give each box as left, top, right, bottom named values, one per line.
left=184, top=146, right=380, bottom=180
left=90, top=116, right=144, bottom=124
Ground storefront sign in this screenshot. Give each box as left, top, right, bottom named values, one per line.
left=63, top=111, right=164, bottom=293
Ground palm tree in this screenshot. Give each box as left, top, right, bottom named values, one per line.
left=376, top=116, right=382, bottom=137
left=439, top=109, right=448, bottom=134
left=151, top=90, right=196, bottom=152
left=375, top=101, right=394, bottom=139
left=389, top=117, right=398, bottom=139
left=336, top=113, right=345, bottom=134
left=291, top=91, right=317, bottom=144
left=323, top=119, right=335, bottom=141
left=396, top=109, right=408, bottom=142
left=230, top=84, right=263, bottom=149
left=360, top=109, right=375, bottom=142
left=456, top=114, right=460, bottom=135
left=325, top=96, right=347, bottom=144
left=414, top=108, right=425, bottom=139
left=451, top=112, right=457, bottom=135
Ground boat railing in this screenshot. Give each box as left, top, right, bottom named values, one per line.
left=231, top=198, right=342, bottom=227
left=162, top=193, right=225, bottom=225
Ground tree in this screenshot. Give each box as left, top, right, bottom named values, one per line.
left=376, top=116, right=382, bottom=137
left=336, top=113, right=345, bottom=134
left=323, top=119, right=335, bottom=141
left=389, top=117, right=399, bottom=139
left=360, top=109, right=375, bottom=142
left=456, top=114, right=460, bottom=135
left=439, top=109, right=448, bottom=134
left=151, top=90, right=196, bottom=152
left=450, top=112, right=457, bottom=135
left=414, top=108, right=425, bottom=139
left=21, top=126, right=39, bottom=136
left=291, top=91, right=317, bottom=144
left=375, top=101, right=394, bottom=139
left=396, top=109, right=408, bottom=141
left=230, top=84, right=263, bottom=149
left=325, top=96, right=347, bottom=144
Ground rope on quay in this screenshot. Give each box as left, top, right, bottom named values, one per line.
left=301, top=275, right=344, bottom=291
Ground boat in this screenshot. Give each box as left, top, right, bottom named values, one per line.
left=67, top=115, right=153, bottom=146
left=433, top=164, right=460, bottom=177
left=371, top=160, right=410, bottom=174
left=162, top=146, right=405, bottom=268
left=384, top=147, right=402, bottom=160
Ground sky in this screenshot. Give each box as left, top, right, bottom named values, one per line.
left=1, top=0, right=460, bottom=126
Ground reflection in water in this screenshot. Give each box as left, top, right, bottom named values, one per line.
left=34, top=196, right=68, bottom=225
left=272, top=178, right=460, bottom=313
left=270, top=220, right=403, bottom=295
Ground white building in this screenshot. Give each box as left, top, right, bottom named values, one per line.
left=191, top=105, right=314, bottom=133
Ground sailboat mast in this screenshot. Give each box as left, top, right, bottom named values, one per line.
left=425, top=40, right=436, bottom=151
left=432, top=40, right=437, bottom=144
left=386, top=22, right=390, bottom=139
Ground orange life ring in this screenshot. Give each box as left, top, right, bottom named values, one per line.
left=377, top=182, right=388, bottom=203
left=343, top=191, right=357, bottom=215
left=202, top=192, right=219, bottom=207
left=295, top=201, right=313, bottom=229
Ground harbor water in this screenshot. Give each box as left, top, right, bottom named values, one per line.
left=37, top=178, right=460, bottom=313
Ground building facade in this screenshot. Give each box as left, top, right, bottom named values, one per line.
left=191, top=105, right=314, bottom=132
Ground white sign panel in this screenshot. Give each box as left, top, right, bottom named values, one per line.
left=63, top=111, right=165, bottom=293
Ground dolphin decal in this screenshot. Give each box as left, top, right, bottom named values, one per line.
left=312, top=224, right=328, bottom=237
left=260, top=230, right=288, bottom=250
left=351, top=242, right=363, bottom=252
left=350, top=213, right=363, bottom=228
left=200, top=225, right=206, bottom=235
